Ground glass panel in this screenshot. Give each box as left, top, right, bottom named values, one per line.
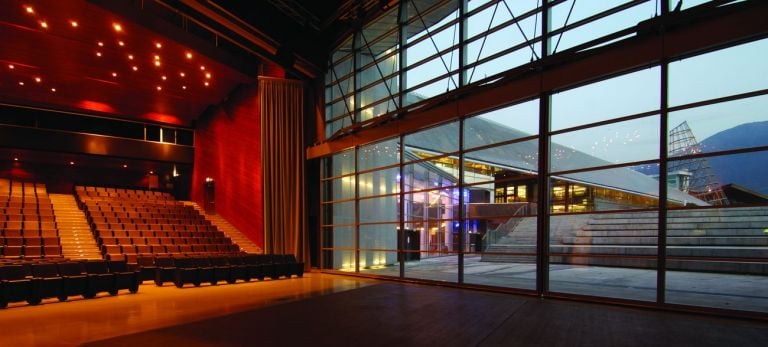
left=403, top=159, right=459, bottom=193
left=665, top=206, right=768, bottom=313
left=463, top=139, right=539, bottom=183
left=326, top=96, right=354, bottom=121
left=548, top=212, right=658, bottom=302
left=464, top=100, right=539, bottom=150
left=322, top=201, right=355, bottom=225
left=549, top=1, right=656, bottom=53
left=324, top=225, right=354, bottom=249
left=464, top=215, right=537, bottom=290
left=551, top=67, right=660, bottom=131
left=466, top=12, right=541, bottom=67
left=360, top=224, right=398, bottom=250
left=358, top=137, right=400, bottom=171
left=360, top=99, right=398, bottom=122
left=326, top=117, right=353, bottom=139
left=359, top=196, right=399, bottom=224
left=466, top=42, right=542, bottom=84
left=359, top=250, right=399, bottom=275
left=668, top=95, right=768, bottom=157
left=669, top=38, right=768, bottom=107
left=405, top=50, right=460, bottom=89
left=403, top=251, right=459, bottom=283
left=322, top=249, right=356, bottom=271
left=404, top=189, right=460, bottom=222
left=330, top=149, right=355, bottom=177
left=405, top=72, right=460, bottom=103
left=667, top=151, right=768, bottom=207
left=668, top=0, right=716, bottom=12
left=404, top=121, right=460, bottom=160
left=359, top=56, right=399, bottom=88
left=466, top=0, right=540, bottom=39
left=551, top=163, right=673, bottom=213
left=322, top=176, right=355, bottom=201
left=358, top=167, right=399, bottom=198
left=326, top=77, right=354, bottom=107
left=551, top=115, right=660, bottom=172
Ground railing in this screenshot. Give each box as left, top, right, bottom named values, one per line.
left=481, top=203, right=530, bottom=252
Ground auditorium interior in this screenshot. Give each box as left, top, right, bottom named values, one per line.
left=1, top=0, right=767, bottom=345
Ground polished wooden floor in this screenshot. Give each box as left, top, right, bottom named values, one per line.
left=1, top=273, right=766, bottom=346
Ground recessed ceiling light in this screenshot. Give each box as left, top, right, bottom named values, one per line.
left=161, top=76, right=167, bottom=81
left=186, top=52, right=193, bottom=59
left=18, top=81, right=24, bottom=86
left=182, top=85, right=187, bottom=90
left=8, top=64, right=14, bottom=69
left=122, top=164, right=128, bottom=168
left=25, top=6, right=34, bottom=14
left=97, top=41, right=104, bottom=47
left=156, top=86, right=162, bottom=91
left=69, top=161, right=75, bottom=165
left=96, top=52, right=102, bottom=57
left=204, top=81, right=209, bottom=87
left=205, top=73, right=211, bottom=79
left=112, top=72, right=118, bottom=77
left=179, top=72, right=185, bottom=77
left=113, top=23, right=122, bottom=32
left=154, top=60, right=161, bottom=67
left=51, top=88, right=56, bottom=92
left=200, top=65, right=205, bottom=70
left=149, top=170, right=154, bottom=174
left=118, top=41, right=125, bottom=47
left=70, top=21, right=78, bottom=28
left=155, top=42, right=162, bottom=49
left=34, top=77, right=41, bottom=83
left=132, top=66, right=138, bottom=71
left=154, top=55, right=160, bottom=60
left=128, top=54, right=134, bottom=60
left=14, top=157, right=19, bottom=161
left=39, top=21, right=48, bottom=29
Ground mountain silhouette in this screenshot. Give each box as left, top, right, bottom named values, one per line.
left=700, top=121, right=768, bottom=195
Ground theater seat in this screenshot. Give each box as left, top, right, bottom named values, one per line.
left=57, top=262, right=88, bottom=301
left=0, top=264, right=35, bottom=308
left=173, top=257, right=199, bottom=288
left=108, top=260, right=140, bottom=294
left=30, top=263, right=64, bottom=303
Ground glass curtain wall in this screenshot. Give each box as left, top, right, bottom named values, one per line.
left=320, top=0, right=767, bottom=315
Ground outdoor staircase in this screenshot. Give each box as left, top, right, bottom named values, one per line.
left=182, top=201, right=262, bottom=254
left=49, top=193, right=102, bottom=260
left=482, top=206, right=768, bottom=275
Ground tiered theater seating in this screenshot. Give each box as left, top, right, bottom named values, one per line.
left=0, top=257, right=138, bottom=308
left=0, top=178, right=63, bottom=259
left=74, top=185, right=241, bottom=263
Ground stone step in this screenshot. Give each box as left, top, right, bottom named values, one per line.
left=549, top=245, right=768, bottom=258
left=563, top=236, right=768, bottom=246
left=576, top=229, right=768, bottom=237
left=592, top=207, right=768, bottom=220
left=588, top=215, right=768, bottom=225
left=584, top=221, right=768, bottom=231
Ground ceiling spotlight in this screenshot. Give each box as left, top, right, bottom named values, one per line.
left=8, top=64, right=14, bottom=69
left=149, top=170, right=154, bottom=174
left=128, top=54, right=134, bottom=60
left=111, top=72, right=117, bottom=77
left=156, top=86, right=162, bottom=91
left=113, top=23, right=122, bottom=32
left=97, top=41, right=104, bottom=47
left=122, top=164, right=128, bottom=168
left=18, top=81, right=24, bottom=86
left=69, top=161, right=75, bottom=165
left=205, top=73, right=211, bottom=79
left=182, top=86, right=187, bottom=90
left=154, top=60, right=161, bottom=67
left=154, top=54, right=160, bottom=60
left=96, top=52, right=102, bottom=57
left=34, top=77, right=41, bottom=83
left=14, top=157, right=19, bottom=161
left=161, top=75, right=167, bottom=81
left=25, top=6, right=34, bottom=14
left=70, top=21, right=78, bottom=28
left=155, top=42, right=162, bottom=49
left=39, top=21, right=48, bottom=29
left=118, top=41, right=125, bottom=47
left=132, top=66, right=138, bottom=71
left=179, top=72, right=185, bottom=78
left=204, top=81, right=209, bottom=87
left=51, top=88, right=56, bottom=92
left=185, top=52, right=193, bottom=59
left=200, top=65, right=205, bottom=71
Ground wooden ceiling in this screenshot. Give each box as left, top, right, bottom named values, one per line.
left=0, top=0, right=256, bottom=127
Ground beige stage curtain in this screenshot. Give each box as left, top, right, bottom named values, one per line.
left=259, top=77, right=306, bottom=262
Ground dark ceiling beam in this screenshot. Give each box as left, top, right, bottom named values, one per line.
left=306, top=0, right=768, bottom=159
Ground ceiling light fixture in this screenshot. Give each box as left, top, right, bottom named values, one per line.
left=161, top=76, right=167, bottom=81
left=182, top=86, right=187, bottom=90
left=97, top=41, right=104, bottom=47
left=122, top=164, right=128, bottom=168
left=205, top=73, right=211, bottom=79
left=200, top=65, right=205, bottom=70
left=118, top=41, right=125, bottom=47
left=39, top=20, right=48, bottom=29
left=70, top=161, right=75, bottom=165
left=156, top=86, right=162, bottom=91
left=179, top=72, right=185, bottom=77
left=132, top=66, right=138, bottom=71
left=25, top=6, right=34, bottom=14
left=113, top=23, right=122, bottom=32
left=96, top=52, right=102, bottom=57
left=112, top=72, right=118, bottom=77
left=8, top=64, right=14, bottom=69
left=154, top=60, right=161, bottom=67
left=155, top=42, right=162, bottom=49
left=51, top=88, right=56, bottom=92
left=186, top=52, right=193, bottom=59
left=70, top=21, right=78, bottom=28
left=18, top=81, right=24, bottom=86
left=34, top=77, right=41, bottom=83
left=204, top=81, right=209, bottom=87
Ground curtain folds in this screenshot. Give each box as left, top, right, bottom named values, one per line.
left=259, top=77, right=306, bottom=262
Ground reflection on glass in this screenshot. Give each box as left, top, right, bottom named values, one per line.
left=359, top=251, right=399, bottom=276
left=404, top=121, right=461, bottom=160
left=464, top=99, right=539, bottom=150
left=358, top=138, right=400, bottom=171
left=322, top=176, right=355, bottom=201
left=323, top=250, right=355, bottom=271
left=669, top=38, right=768, bottom=107
left=668, top=95, right=768, bottom=157
left=548, top=212, right=658, bottom=302
left=551, top=68, right=660, bottom=131
left=359, top=196, right=399, bottom=224
left=551, top=115, right=660, bottom=172
left=360, top=224, right=398, bottom=250
left=358, top=167, right=399, bottom=198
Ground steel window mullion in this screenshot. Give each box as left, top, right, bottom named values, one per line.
left=409, top=0, right=459, bottom=89
left=537, top=0, right=550, bottom=297
left=657, top=0, right=670, bottom=307
left=359, top=32, right=401, bottom=110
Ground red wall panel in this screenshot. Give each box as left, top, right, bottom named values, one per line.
left=191, top=85, right=263, bottom=248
